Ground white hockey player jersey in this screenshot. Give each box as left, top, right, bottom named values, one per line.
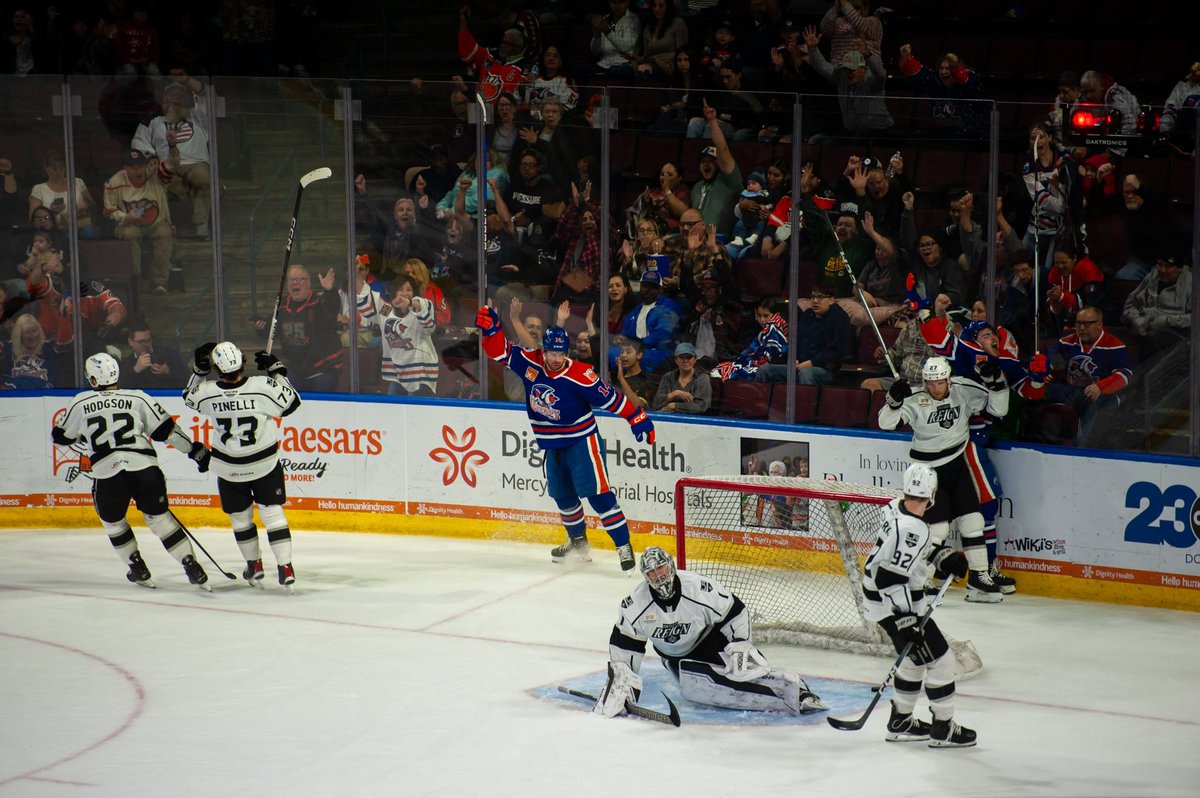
left=861, top=497, right=940, bottom=622
left=183, top=373, right=300, bottom=481
left=53, top=388, right=192, bottom=479
left=877, top=377, right=1007, bottom=467
left=608, top=570, right=751, bottom=671
left=379, top=295, right=438, bottom=393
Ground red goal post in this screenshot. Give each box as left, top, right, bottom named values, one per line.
left=674, top=475, right=982, bottom=677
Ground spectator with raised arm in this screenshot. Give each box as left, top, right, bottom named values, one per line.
left=131, top=73, right=212, bottom=238
left=103, top=149, right=174, bottom=295
left=251, top=265, right=343, bottom=392
left=819, top=0, right=882, bottom=65
left=896, top=44, right=986, bottom=137
left=457, top=5, right=537, bottom=104
left=689, top=100, right=743, bottom=236
left=803, top=25, right=893, bottom=138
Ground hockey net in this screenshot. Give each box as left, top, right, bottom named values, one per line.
left=675, top=475, right=982, bottom=679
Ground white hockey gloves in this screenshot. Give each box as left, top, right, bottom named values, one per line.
left=720, top=640, right=771, bottom=682
left=593, top=661, right=643, bottom=718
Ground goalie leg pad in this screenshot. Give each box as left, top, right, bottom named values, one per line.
left=593, top=661, right=642, bottom=718
left=679, top=660, right=820, bottom=713
left=143, top=511, right=191, bottom=562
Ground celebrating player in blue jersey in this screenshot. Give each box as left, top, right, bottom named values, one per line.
left=477, top=303, right=655, bottom=571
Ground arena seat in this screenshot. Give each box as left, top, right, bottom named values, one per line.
left=816, top=386, right=872, bottom=428
left=767, top=384, right=818, bottom=424
left=716, top=381, right=771, bottom=420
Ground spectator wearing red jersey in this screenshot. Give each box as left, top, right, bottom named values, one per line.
left=1046, top=240, right=1104, bottom=335
left=252, top=265, right=344, bottom=392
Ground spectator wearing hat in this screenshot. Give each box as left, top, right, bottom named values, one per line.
left=662, top=208, right=734, bottom=311
left=653, top=341, right=712, bottom=413
left=1121, top=255, right=1192, bottom=358
left=102, top=149, right=174, bottom=295
left=801, top=25, right=892, bottom=139
left=726, top=170, right=771, bottom=262
left=613, top=261, right=682, bottom=374
left=698, top=19, right=739, bottom=82
left=755, top=285, right=851, bottom=386
left=688, top=101, right=743, bottom=236
left=685, top=268, right=743, bottom=364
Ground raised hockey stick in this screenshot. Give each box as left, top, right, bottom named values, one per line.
left=813, top=197, right=899, bottom=378
left=556, top=686, right=682, bottom=727
left=265, top=166, right=333, bottom=355
left=170, top=511, right=237, bottom=579
left=827, top=578, right=954, bottom=732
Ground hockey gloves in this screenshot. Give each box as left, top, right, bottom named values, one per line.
left=628, top=409, right=656, bottom=445
left=188, top=441, right=211, bottom=473
left=886, top=378, right=912, bottom=409
left=475, top=305, right=501, bottom=336
left=904, top=273, right=930, bottom=315
left=1028, top=352, right=1051, bottom=383
left=721, top=640, right=771, bottom=682
left=933, top=549, right=969, bottom=581
left=593, top=661, right=643, bottom=718
left=255, top=350, right=288, bottom=378
left=977, top=359, right=1007, bottom=391
left=193, top=342, right=217, bottom=375
left=891, top=613, right=935, bottom=666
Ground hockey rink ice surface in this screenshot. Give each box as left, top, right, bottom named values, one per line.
left=1, top=529, right=1196, bottom=798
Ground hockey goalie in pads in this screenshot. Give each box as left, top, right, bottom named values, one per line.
left=593, top=662, right=643, bottom=718
left=600, top=547, right=825, bottom=716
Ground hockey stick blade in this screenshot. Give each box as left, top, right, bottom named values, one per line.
left=555, top=686, right=681, bottom=727
left=300, top=166, right=332, bottom=188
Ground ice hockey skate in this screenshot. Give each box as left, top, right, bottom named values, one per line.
left=181, top=555, right=211, bottom=592
left=966, top=569, right=1003, bottom=603
left=550, top=534, right=592, bottom=563
left=885, top=703, right=933, bottom=742
left=617, top=543, right=635, bottom=572
left=243, top=558, right=266, bottom=589
left=990, top=561, right=1016, bottom=594
left=126, top=551, right=156, bottom=589
left=278, top=563, right=296, bottom=593
left=929, top=718, right=977, bottom=748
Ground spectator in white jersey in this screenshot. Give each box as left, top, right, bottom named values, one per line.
left=52, top=352, right=211, bottom=590
left=183, top=342, right=302, bottom=591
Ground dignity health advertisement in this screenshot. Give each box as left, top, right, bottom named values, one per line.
left=3, top=395, right=1196, bottom=610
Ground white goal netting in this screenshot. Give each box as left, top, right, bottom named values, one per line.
left=675, top=475, right=982, bottom=677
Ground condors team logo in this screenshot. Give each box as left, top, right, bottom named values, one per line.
left=1066, top=355, right=1098, bottom=388
left=529, top=384, right=561, bottom=420
left=428, top=425, right=490, bottom=487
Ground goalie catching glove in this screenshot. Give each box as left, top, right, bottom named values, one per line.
left=593, top=661, right=642, bottom=718
left=886, top=378, right=911, bottom=409
left=627, top=409, right=656, bottom=445
left=193, top=342, right=216, bottom=375
left=720, top=640, right=771, bottom=682
left=255, top=350, right=287, bottom=378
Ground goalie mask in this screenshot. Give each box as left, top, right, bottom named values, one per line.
left=640, top=546, right=677, bottom=599
left=211, top=341, right=244, bottom=375
left=85, top=353, right=120, bottom=387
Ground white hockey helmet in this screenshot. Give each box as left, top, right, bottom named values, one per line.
left=902, top=463, right=938, bottom=500
left=211, top=341, right=244, bottom=375
left=922, top=355, right=952, bottom=382
left=85, top=352, right=120, bottom=387
left=640, top=546, right=677, bottom=599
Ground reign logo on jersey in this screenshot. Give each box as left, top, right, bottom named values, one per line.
left=529, top=384, right=561, bottom=420
left=926, top=404, right=960, bottom=429
left=652, top=621, right=692, bottom=644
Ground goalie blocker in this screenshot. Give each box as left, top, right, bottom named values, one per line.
left=595, top=547, right=825, bottom=718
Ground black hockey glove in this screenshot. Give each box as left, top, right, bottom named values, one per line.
left=188, top=441, right=211, bottom=473
left=890, top=613, right=934, bottom=666
left=933, top=549, right=969, bottom=581
left=977, top=360, right=1006, bottom=392
left=193, top=342, right=217, bottom=375
left=886, top=378, right=912, bottom=409
left=255, top=350, right=288, bottom=378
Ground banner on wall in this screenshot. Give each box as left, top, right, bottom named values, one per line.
left=6, top=396, right=1198, bottom=600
